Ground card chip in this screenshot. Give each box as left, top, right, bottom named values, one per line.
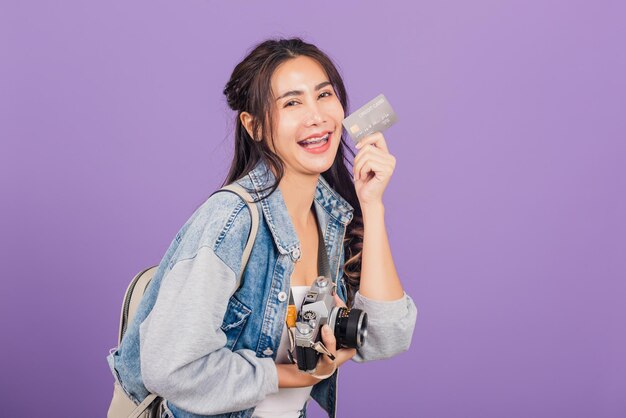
left=350, top=124, right=360, bottom=134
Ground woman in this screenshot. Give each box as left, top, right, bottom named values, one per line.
left=108, top=37, right=417, bottom=418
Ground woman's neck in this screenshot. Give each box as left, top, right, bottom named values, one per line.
left=278, top=170, right=318, bottom=229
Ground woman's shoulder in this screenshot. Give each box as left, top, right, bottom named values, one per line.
left=172, top=183, right=257, bottom=263
left=190, top=185, right=255, bottom=240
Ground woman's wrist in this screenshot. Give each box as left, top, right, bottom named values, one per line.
left=309, top=361, right=337, bottom=380
left=276, top=364, right=324, bottom=387
left=361, top=201, right=385, bottom=219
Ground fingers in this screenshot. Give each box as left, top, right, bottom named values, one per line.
left=353, top=139, right=392, bottom=166
left=333, top=293, right=347, bottom=308
left=335, top=348, right=357, bottom=366
left=321, top=324, right=337, bottom=356
left=353, top=153, right=396, bottom=182
left=355, top=132, right=389, bottom=153
left=352, top=134, right=396, bottom=181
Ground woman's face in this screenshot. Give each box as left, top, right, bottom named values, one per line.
left=267, top=55, right=345, bottom=178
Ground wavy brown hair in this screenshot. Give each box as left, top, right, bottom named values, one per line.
left=221, top=37, right=363, bottom=306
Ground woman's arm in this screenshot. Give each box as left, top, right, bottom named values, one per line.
left=359, top=202, right=404, bottom=300
left=352, top=132, right=407, bottom=301
left=140, top=246, right=279, bottom=412
left=276, top=346, right=357, bottom=386
left=350, top=204, right=418, bottom=362
left=350, top=132, right=418, bottom=362
left=140, top=193, right=279, bottom=414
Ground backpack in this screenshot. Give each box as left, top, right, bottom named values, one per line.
left=106, top=183, right=260, bottom=418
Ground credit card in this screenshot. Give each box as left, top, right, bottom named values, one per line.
left=342, top=93, right=398, bottom=143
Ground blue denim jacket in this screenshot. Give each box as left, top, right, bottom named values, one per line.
left=107, top=158, right=417, bottom=418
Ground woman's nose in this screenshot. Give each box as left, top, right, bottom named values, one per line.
left=304, top=102, right=325, bottom=126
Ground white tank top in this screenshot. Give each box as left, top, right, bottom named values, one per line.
left=253, top=286, right=314, bottom=417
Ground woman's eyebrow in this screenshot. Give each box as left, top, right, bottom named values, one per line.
left=275, top=81, right=332, bottom=101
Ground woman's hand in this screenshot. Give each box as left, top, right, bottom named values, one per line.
left=311, top=293, right=357, bottom=379
left=352, top=132, right=396, bottom=207
left=276, top=294, right=357, bottom=388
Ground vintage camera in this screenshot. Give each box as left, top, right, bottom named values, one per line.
left=294, top=276, right=368, bottom=373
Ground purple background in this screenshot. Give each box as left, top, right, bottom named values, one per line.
left=1, top=1, right=624, bottom=417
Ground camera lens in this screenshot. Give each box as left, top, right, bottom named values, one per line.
left=333, top=307, right=368, bottom=349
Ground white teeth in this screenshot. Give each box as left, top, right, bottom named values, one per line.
left=299, top=133, right=329, bottom=145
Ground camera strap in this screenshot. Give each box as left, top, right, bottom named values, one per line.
left=316, top=219, right=331, bottom=280
left=286, top=291, right=297, bottom=364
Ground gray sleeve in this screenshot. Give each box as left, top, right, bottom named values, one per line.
left=139, top=245, right=279, bottom=415
left=351, top=290, right=418, bottom=362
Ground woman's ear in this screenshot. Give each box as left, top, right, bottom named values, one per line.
left=240, top=112, right=261, bottom=142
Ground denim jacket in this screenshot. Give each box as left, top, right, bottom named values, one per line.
left=107, top=158, right=418, bottom=418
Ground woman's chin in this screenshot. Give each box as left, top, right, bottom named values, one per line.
left=288, top=143, right=339, bottom=176
left=302, top=154, right=336, bottom=174
left=309, top=161, right=333, bottom=175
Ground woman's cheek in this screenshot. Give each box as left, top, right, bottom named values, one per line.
left=332, top=101, right=345, bottom=120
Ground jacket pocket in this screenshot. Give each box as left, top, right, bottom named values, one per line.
left=220, top=295, right=252, bottom=350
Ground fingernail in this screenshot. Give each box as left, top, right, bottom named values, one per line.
left=323, top=324, right=331, bottom=332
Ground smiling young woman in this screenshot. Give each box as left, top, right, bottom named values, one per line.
left=108, top=37, right=417, bottom=418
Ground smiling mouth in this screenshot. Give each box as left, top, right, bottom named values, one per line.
left=297, top=132, right=330, bottom=149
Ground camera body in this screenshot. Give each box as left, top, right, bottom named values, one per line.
left=294, top=276, right=368, bottom=373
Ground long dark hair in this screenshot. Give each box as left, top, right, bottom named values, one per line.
left=221, top=37, right=363, bottom=306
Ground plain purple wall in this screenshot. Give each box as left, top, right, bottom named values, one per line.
left=1, top=1, right=624, bottom=417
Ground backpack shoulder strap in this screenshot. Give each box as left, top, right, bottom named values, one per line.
left=210, top=183, right=260, bottom=293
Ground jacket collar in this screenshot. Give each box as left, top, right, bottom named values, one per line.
left=239, top=158, right=354, bottom=255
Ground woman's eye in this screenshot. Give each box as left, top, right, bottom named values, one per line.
left=283, top=91, right=332, bottom=108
